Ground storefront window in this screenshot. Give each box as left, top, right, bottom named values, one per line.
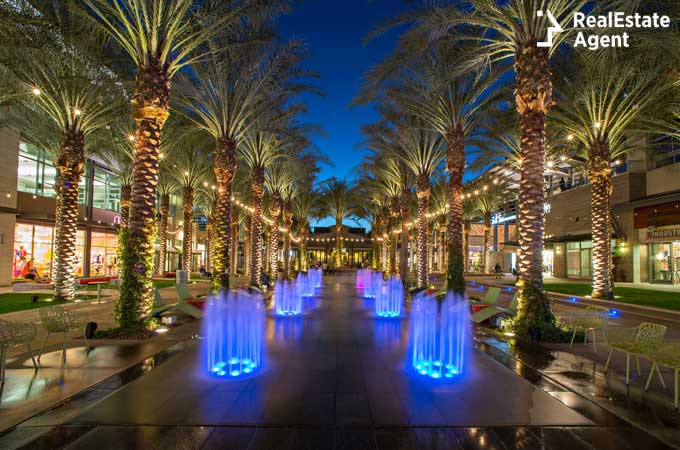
left=13, top=223, right=86, bottom=280
left=651, top=242, right=673, bottom=283
left=92, top=166, right=121, bottom=212
left=90, top=232, right=119, bottom=276
left=567, top=241, right=593, bottom=278
left=17, top=143, right=56, bottom=198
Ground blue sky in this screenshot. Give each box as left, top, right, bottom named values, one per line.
left=278, top=1, right=410, bottom=227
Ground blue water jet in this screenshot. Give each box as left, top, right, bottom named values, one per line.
left=296, top=272, right=316, bottom=298
left=201, top=290, right=264, bottom=378
left=309, top=267, right=322, bottom=289
left=375, top=276, right=403, bottom=318
left=410, top=291, right=470, bottom=379
left=357, top=269, right=381, bottom=298
left=275, top=280, right=303, bottom=316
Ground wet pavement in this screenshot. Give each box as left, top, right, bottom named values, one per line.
left=0, top=273, right=676, bottom=449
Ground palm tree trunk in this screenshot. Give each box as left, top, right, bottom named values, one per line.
left=244, top=216, right=251, bottom=278
left=463, top=219, right=471, bottom=271
left=269, top=195, right=281, bottom=277
left=283, top=201, right=293, bottom=279
left=299, top=226, right=308, bottom=272
left=230, top=207, right=239, bottom=276
left=335, top=218, right=343, bottom=269
left=120, top=184, right=131, bottom=229
left=513, top=44, right=555, bottom=337
left=206, top=217, right=213, bottom=272
left=379, top=212, right=388, bottom=273
left=249, top=167, right=265, bottom=287
left=446, top=127, right=466, bottom=293
left=428, top=223, right=435, bottom=273
left=399, top=189, right=410, bottom=281
left=483, top=211, right=491, bottom=273
left=156, top=194, right=169, bottom=276
left=590, top=142, right=613, bottom=298
left=117, top=59, right=170, bottom=328
left=416, top=175, right=430, bottom=289
left=53, top=130, right=85, bottom=302
left=181, top=186, right=194, bottom=275
left=211, top=138, right=237, bottom=291
left=438, top=222, right=446, bottom=273
left=389, top=197, right=399, bottom=274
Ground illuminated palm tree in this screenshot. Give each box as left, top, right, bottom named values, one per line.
left=155, top=163, right=175, bottom=276
left=265, top=165, right=295, bottom=278
left=0, top=9, right=124, bottom=301
left=239, top=132, right=287, bottom=286
left=472, top=181, right=505, bottom=273
left=430, top=174, right=449, bottom=272
left=292, top=190, right=323, bottom=272
left=175, top=39, right=310, bottom=291
left=320, top=178, right=358, bottom=269
left=395, top=126, right=445, bottom=288
left=554, top=59, right=670, bottom=298
left=82, top=0, right=281, bottom=323
left=359, top=43, right=498, bottom=293
left=167, top=137, right=212, bottom=275
left=405, top=0, right=585, bottom=335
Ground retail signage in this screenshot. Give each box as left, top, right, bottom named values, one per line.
left=647, top=228, right=680, bottom=241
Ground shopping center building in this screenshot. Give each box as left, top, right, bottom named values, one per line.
left=491, top=144, right=680, bottom=285
left=0, top=129, right=207, bottom=286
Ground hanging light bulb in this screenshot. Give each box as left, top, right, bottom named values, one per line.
left=546, top=161, right=554, bottom=168
left=184, top=171, right=189, bottom=176
left=560, top=155, right=567, bottom=161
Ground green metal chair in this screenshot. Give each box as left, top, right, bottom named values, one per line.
left=470, top=287, right=501, bottom=306
left=0, top=319, right=38, bottom=384
left=149, top=284, right=203, bottom=320
left=37, top=306, right=90, bottom=363
left=471, top=291, right=519, bottom=324
left=644, top=341, right=680, bottom=408
left=566, top=305, right=609, bottom=352
left=604, top=322, right=667, bottom=385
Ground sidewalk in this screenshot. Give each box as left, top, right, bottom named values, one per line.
left=0, top=282, right=210, bottom=433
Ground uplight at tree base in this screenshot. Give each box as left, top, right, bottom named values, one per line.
left=410, top=291, right=471, bottom=380
left=201, top=290, right=264, bottom=378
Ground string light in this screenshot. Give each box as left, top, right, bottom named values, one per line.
left=567, top=134, right=574, bottom=141
left=74, top=109, right=82, bottom=116
left=594, top=122, right=601, bottom=129
left=128, top=134, right=135, bottom=142
left=31, top=87, right=41, bottom=95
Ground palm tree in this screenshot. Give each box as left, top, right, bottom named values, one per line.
left=359, top=43, right=499, bottom=293
left=175, top=39, right=310, bottom=291
left=320, top=178, right=358, bottom=269
left=265, top=165, right=295, bottom=278
left=239, top=131, right=288, bottom=286
left=403, top=0, right=585, bottom=336
left=461, top=197, right=478, bottom=271
left=553, top=59, right=670, bottom=298
left=155, top=163, right=176, bottom=276
left=430, top=174, right=449, bottom=272
left=167, top=137, right=212, bottom=276
left=0, top=8, right=124, bottom=301
left=82, top=0, right=279, bottom=324
left=292, top=190, right=322, bottom=272
left=473, top=182, right=505, bottom=273
left=395, top=126, right=445, bottom=288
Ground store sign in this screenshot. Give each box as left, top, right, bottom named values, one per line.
left=647, top=228, right=680, bottom=241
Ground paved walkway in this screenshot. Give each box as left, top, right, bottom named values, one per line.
left=0, top=282, right=210, bottom=433
left=0, top=273, right=673, bottom=449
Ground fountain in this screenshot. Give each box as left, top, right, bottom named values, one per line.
left=410, top=291, right=470, bottom=379
left=201, top=290, right=264, bottom=377
left=275, top=280, right=303, bottom=316
left=375, top=275, right=403, bottom=318
left=309, top=267, right=322, bottom=289
left=296, top=272, right=316, bottom=298
left=357, top=268, right=379, bottom=298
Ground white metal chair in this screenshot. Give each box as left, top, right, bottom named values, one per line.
left=37, top=306, right=90, bottom=363
left=0, top=319, right=38, bottom=384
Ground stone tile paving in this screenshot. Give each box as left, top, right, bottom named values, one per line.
left=0, top=273, right=675, bottom=449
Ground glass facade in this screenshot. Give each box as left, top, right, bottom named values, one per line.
left=90, top=231, right=119, bottom=276
left=92, top=166, right=121, bottom=212
left=12, top=223, right=86, bottom=280
left=17, top=142, right=57, bottom=198
left=567, top=241, right=592, bottom=278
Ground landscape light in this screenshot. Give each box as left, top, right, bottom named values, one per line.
left=567, top=134, right=574, bottom=141
left=128, top=134, right=135, bottom=142
left=31, top=87, right=41, bottom=95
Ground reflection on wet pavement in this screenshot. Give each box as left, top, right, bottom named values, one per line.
left=0, top=273, right=676, bottom=449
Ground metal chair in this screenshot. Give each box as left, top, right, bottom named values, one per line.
left=604, top=322, right=667, bottom=385
left=37, top=306, right=90, bottom=363
left=0, top=319, right=38, bottom=384
left=566, top=305, right=609, bottom=352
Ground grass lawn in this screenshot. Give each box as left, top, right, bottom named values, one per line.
left=545, top=283, right=680, bottom=311
left=152, top=279, right=176, bottom=289
left=0, top=293, right=97, bottom=315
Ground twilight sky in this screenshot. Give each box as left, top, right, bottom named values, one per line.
left=278, top=1, right=411, bottom=227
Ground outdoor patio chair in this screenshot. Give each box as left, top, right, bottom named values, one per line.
left=566, top=305, right=609, bottom=352
left=176, top=282, right=199, bottom=302
left=604, top=322, right=667, bottom=385
left=644, top=341, right=680, bottom=408
left=0, top=319, right=38, bottom=384
left=149, top=284, right=203, bottom=320
left=471, top=291, right=519, bottom=324
left=37, top=306, right=90, bottom=363
left=151, top=288, right=173, bottom=317
left=470, top=287, right=501, bottom=306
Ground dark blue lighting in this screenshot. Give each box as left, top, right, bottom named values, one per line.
left=609, top=308, right=619, bottom=317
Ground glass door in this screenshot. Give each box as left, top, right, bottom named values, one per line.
left=651, top=243, right=673, bottom=283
